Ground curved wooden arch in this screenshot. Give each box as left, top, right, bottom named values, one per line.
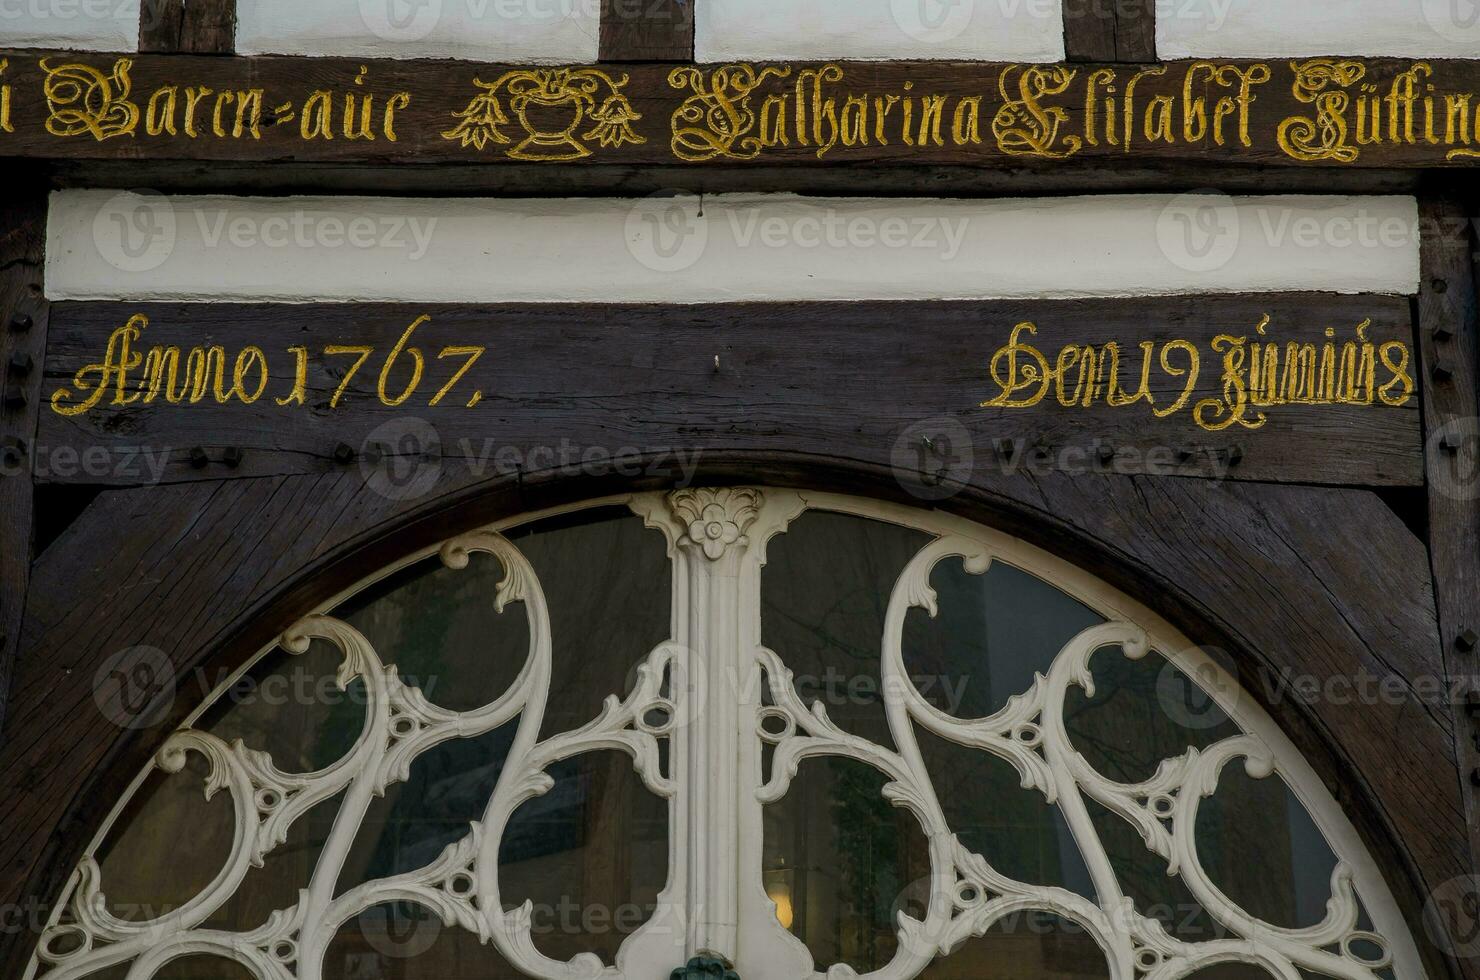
left=0, top=452, right=1464, bottom=978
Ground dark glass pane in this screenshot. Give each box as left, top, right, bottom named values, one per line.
left=916, top=912, right=1108, bottom=979
left=1085, top=797, right=1227, bottom=944
left=903, top=559, right=1104, bottom=720
left=762, top=511, right=932, bottom=749
left=153, top=956, right=257, bottom=979
left=1197, top=765, right=1339, bottom=930
left=762, top=758, right=931, bottom=974
left=95, top=751, right=236, bottom=920
left=1186, top=966, right=1279, bottom=980
left=203, top=791, right=342, bottom=932
left=918, top=726, right=1094, bottom=899
left=338, top=549, right=531, bottom=714
left=508, top=507, right=672, bottom=740
left=1066, top=648, right=1241, bottom=785
left=323, top=902, right=525, bottom=979
left=198, top=637, right=368, bottom=775
left=340, top=724, right=516, bottom=891
left=500, top=751, right=669, bottom=965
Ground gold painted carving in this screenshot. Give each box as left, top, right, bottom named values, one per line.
left=50, top=313, right=488, bottom=416
left=992, top=65, right=1082, bottom=158
left=668, top=64, right=793, bottom=162
left=41, top=57, right=139, bottom=140
left=1277, top=59, right=1366, bottom=162
left=442, top=68, right=645, bottom=161
left=980, top=317, right=1413, bottom=432
left=0, top=59, right=12, bottom=134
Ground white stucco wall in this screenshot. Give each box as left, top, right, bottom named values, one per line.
left=46, top=192, right=1420, bottom=304
left=0, top=0, right=139, bottom=51
left=696, top=0, right=1065, bottom=62
left=236, top=0, right=600, bottom=61
left=1158, top=0, right=1480, bottom=58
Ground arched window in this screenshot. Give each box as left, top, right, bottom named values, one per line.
left=30, top=489, right=1425, bottom=980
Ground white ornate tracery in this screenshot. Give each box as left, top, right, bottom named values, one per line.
left=29, top=489, right=1426, bottom=980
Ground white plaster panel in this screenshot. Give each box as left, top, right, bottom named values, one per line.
left=1158, top=0, right=1480, bottom=58
left=0, top=0, right=139, bottom=51
left=46, top=191, right=1421, bottom=303
left=696, top=0, right=1065, bottom=62
left=236, top=0, right=599, bottom=61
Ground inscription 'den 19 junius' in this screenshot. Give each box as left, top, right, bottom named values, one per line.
left=3, top=53, right=1480, bottom=166
left=48, top=312, right=1414, bottom=434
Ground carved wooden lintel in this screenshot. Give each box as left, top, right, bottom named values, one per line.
left=3, top=51, right=1480, bottom=169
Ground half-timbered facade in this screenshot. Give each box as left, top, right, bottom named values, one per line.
left=2, top=3, right=1479, bottom=979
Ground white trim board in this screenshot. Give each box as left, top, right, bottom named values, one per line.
left=0, top=2, right=139, bottom=51
left=46, top=191, right=1422, bottom=304
left=695, top=0, right=1065, bottom=62
left=1157, top=0, right=1480, bottom=58
left=235, top=0, right=599, bottom=61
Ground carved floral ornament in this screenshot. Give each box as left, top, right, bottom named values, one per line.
left=28, top=489, right=1425, bottom=980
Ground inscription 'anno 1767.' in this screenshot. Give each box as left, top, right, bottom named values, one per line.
left=48, top=313, right=1415, bottom=434
left=3, top=54, right=1480, bottom=166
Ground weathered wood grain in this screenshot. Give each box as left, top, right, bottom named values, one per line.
left=1416, top=197, right=1480, bottom=885
left=1, top=52, right=1480, bottom=168
left=1062, top=0, right=1156, bottom=63
left=0, top=459, right=1458, bottom=976
left=0, top=189, right=48, bottom=739
left=44, top=158, right=1425, bottom=199
left=600, top=0, right=693, bottom=62
left=139, top=0, right=236, bottom=54
left=37, top=296, right=1425, bottom=488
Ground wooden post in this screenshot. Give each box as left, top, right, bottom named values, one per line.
left=139, top=0, right=236, bottom=54
left=1063, top=0, right=1156, bottom=63
left=600, top=0, right=693, bottom=62
left=0, top=189, right=49, bottom=739
left=1416, top=196, right=1480, bottom=966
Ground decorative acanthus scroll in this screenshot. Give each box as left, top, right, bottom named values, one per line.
left=29, top=490, right=1420, bottom=980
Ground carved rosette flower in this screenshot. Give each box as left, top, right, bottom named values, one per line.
left=669, top=487, right=762, bottom=560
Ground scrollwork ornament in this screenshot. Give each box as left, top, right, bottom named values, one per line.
left=992, top=65, right=1082, bottom=159
left=1277, top=58, right=1366, bottom=163
left=40, top=57, right=139, bottom=141
left=668, top=64, right=793, bottom=162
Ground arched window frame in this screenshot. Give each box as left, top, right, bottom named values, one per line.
left=26, top=487, right=1428, bottom=980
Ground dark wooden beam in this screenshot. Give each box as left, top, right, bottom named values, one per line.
left=600, top=0, right=693, bottom=61
left=3, top=52, right=1480, bottom=169
left=38, top=295, right=1424, bottom=488
left=0, top=188, right=48, bottom=740
left=43, top=158, right=1424, bottom=199
left=1416, top=197, right=1480, bottom=882
left=138, top=0, right=236, bottom=54
left=1063, top=0, right=1156, bottom=63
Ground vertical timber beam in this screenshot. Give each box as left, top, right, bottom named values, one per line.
left=0, top=188, right=49, bottom=738
left=1063, top=0, right=1156, bottom=62
left=1417, top=197, right=1480, bottom=892
left=600, top=0, right=693, bottom=62
left=139, top=0, right=236, bottom=54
